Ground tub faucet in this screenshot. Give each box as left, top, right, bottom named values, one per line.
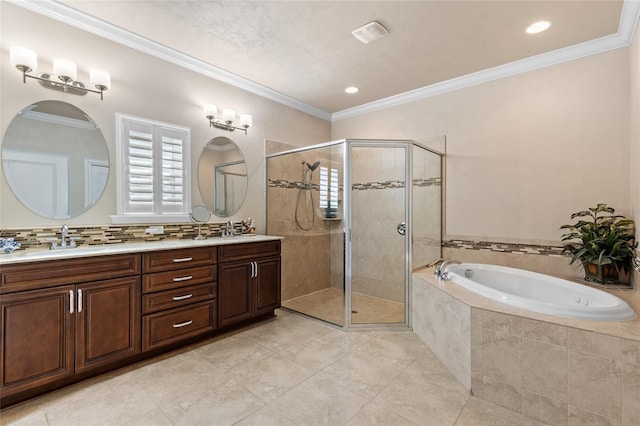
left=435, top=258, right=461, bottom=280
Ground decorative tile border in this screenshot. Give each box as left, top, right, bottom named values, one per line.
left=443, top=239, right=566, bottom=257
left=0, top=222, right=241, bottom=251
left=268, top=177, right=441, bottom=191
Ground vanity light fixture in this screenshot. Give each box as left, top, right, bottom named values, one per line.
left=203, top=104, right=252, bottom=135
left=10, top=46, right=111, bottom=100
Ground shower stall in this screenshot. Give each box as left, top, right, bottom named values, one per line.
left=266, top=139, right=442, bottom=329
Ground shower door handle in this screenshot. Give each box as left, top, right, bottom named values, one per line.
left=397, top=222, right=406, bottom=235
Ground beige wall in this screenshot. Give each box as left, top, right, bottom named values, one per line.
left=631, top=19, right=640, bottom=287
left=332, top=48, right=631, bottom=245
left=0, top=3, right=330, bottom=231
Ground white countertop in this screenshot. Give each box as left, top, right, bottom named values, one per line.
left=0, top=235, right=282, bottom=265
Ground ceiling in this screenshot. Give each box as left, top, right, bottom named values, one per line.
left=27, top=1, right=635, bottom=118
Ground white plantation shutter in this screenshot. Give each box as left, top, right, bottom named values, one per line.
left=118, top=115, right=190, bottom=217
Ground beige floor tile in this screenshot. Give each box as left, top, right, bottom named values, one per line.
left=373, top=370, right=468, bottom=426
left=0, top=404, right=48, bottom=426
left=161, top=377, right=265, bottom=425
left=230, top=353, right=315, bottom=403
left=279, top=334, right=352, bottom=372
left=270, top=375, right=369, bottom=426
left=404, top=349, right=470, bottom=397
left=282, top=288, right=406, bottom=326
left=128, top=350, right=223, bottom=406
left=121, top=408, right=173, bottom=425
left=320, top=350, right=406, bottom=399
left=455, top=397, right=548, bottom=426
left=2, top=311, right=547, bottom=426
left=43, top=377, right=157, bottom=426
left=192, top=333, right=276, bottom=374
left=345, top=402, right=418, bottom=426
left=234, top=405, right=296, bottom=426
left=356, top=331, right=428, bottom=368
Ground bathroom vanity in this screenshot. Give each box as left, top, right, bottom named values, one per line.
left=0, top=237, right=281, bottom=407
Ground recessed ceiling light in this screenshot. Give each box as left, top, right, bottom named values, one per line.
left=526, top=20, right=551, bottom=34
left=345, top=86, right=359, bottom=94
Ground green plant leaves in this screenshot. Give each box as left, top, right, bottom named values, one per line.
left=560, top=203, right=637, bottom=275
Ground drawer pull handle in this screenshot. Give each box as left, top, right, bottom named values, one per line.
left=173, top=275, right=193, bottom=282
left=172, top=257, right=193, bottom=263
left=172, top=293, right=193, bottom=301
left=173, top=320, right=193, bottom=328
left=69, top=290, right=74, bottom=314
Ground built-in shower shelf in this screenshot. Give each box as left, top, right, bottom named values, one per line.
left=322, top=217, right=342, bottom=221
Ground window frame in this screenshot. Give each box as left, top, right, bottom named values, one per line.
left=112, top=113, right=191, bottom=224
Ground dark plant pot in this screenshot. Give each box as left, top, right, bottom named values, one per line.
left=582, top=262, right=619, bottom=284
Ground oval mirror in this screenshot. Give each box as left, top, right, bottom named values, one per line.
left=197, top=136, right=247, bottom=217
left=2, top=100, right=109, bottom=219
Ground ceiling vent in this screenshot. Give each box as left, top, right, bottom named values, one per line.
left=352, top=21, right=389, bottom=44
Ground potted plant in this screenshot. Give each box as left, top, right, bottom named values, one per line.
left=560, top=203, right=637, bottom=284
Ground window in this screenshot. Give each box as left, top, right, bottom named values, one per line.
left=319, top=166, right=339, bottom=217
left=113, top=114, right=190, bottom=223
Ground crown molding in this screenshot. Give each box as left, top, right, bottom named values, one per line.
left=8, top=0, right=333, bottom=122
left=332, top=0, right=640, bottom=122
left=9, top=0, right=639, bottom=124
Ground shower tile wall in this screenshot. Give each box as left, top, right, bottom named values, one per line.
left=351, top=147, right=406, bottom=303
left=267, top=150, right=341, bottom=302
left=412, top=146, right=442, bottom=269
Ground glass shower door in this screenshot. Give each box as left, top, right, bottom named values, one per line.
left=346, top=142, right=409, bottom=326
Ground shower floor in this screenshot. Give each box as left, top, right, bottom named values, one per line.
left=282, top=287, right=405, bottom=326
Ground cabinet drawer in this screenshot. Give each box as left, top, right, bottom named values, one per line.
left=142, top=283, right=217, bottom=314
left=0, top=254, right=141, bottom=294
left=142, top=301, right=216, bottom=351
left=142, top=265, right=216, bottom=293
left=142, top=247, right=217, bottom=273
left=218, top=240, right=281, bottom=263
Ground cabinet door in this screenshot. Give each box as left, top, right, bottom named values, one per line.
left=254, top=257, right=281, bottom=316
left=75, top=277, right=141, bottom=372
left=0, top=286, right=75, bottom=395
left=217, top=261, right=253, bottom=328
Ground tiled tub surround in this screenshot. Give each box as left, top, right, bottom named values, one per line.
left=0, top=222, right=246, bottom=252
left=413, top=268, right=640, bottom=425
left=442, top=239, right=635, bottom=288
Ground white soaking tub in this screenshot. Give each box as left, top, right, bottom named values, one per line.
left=444, top=263, right=635, bottom=321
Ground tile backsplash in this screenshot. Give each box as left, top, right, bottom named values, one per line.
left=0, top=222, right=241, bottom=251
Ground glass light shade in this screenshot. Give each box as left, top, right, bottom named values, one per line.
left=239, top=114, right=252, bottom=128
left=203, top=104, right=217, bottom=118
left=222, top=109, right=235, bottom=123
left=90, top=69, right=111, bottom=90
left=53, top=59, right=77, bottom=81
left=10, top=47, right=37, bottom=72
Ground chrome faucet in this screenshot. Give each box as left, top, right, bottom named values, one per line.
left=221, top=220, right=235, bottom=237
left=434, top=258, right=461, bottom=280
left=51, top=224, right=77, bottom=250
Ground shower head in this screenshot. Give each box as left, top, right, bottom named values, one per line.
left=307, top=161, right=320, bottom=171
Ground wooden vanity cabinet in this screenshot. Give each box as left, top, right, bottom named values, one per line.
left=141, top=247, right=218, bottom=350
left=217, top=240, right=281, bottom=328
left=0, top=255, right=141, bottom=400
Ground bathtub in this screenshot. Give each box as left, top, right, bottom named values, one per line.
left=444, top=263, right=636, bottom=321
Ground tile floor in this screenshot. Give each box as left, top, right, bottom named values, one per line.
left=1, top=310, right=547, bottom=426
left=282, top=288, right=405, bottom=326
